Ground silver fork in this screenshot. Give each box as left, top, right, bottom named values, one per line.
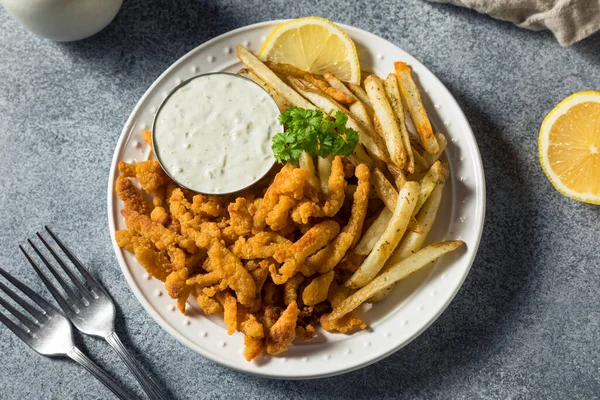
left=0, top=266, right=137, bottom=400
left=21, top=227, right=166, bottom=400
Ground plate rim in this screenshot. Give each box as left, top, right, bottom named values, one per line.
left=107, top=19, right=486, bottom=380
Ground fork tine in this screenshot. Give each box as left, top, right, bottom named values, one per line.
left=44, top=227, right=102, bottom=292
left=20, top=245, right=76, bottom=315
left=26, top=239, right=84, bottom=306
left=0, top=278, right=46, bottom=322
left=0, top=266, right=58, bottom=317
left=0, top=294, right=38, bottom=332
left=36, top=232, right=93, bottom=299
left=0, top=311, right=30, bottom=342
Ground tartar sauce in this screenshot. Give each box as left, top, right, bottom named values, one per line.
left=153, top=73, right=282, bottom=194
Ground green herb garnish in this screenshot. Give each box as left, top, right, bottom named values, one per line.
left=271, top=107, right=359, bottom=164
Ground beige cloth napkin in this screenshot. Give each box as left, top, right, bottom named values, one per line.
left=428, top=0, right=600, bottom=46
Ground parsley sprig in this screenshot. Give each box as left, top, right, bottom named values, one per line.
left=271, top=107, right=359, bottom=164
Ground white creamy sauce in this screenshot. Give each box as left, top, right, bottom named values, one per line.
left=153, top=73, right=281, bottom=194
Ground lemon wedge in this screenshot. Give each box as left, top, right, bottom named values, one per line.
left=258, top=16, right=361, bottom=85
left=539, top=91, right=600, bottom=204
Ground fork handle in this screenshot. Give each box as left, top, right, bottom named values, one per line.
left=106, top=331, right=167, bottom=400
left=67, top=346, right=138, bottom=400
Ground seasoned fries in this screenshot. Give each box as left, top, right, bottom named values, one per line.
left=365, top=75, right=407, bottom=169
left=394, top=61, right=439, bottom=155
left=384, top=73, right=415, bottom=173
left=116, top=43, right=463, bottom=362
left=326, top=241, right=465, bottom=321
left=345, top=181, right=420, bottom=288
left=236, top=45, right=315, bottom=110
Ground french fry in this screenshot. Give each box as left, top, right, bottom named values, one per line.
left=422, top=133, right=448, bottom=167
left=349, top=101, right=375, bottom=134
left=347, top=82, right=373, bottom=109
left=328, top=240, right=465, bottom=320
left=286, top=77, right=389, bottom=164
left=299, top=151, right=320, bottom=192
left=353, top=207, right=393, bottom=255
left=412, top=160, right=447, bottom=216
left=387, top=163, right=406, bottom=190
left=303, top=74, right=355, bottom=104
left=384, top=73, right=415, bottom=173
left=394, top=61, right=439, bottom=155
left=264, top=60, right=307, bottom=78
left=371, top=168, right=398, bottom=211
left=237, top=68, right=292, bottom=112
left=368, top=183, right=444, bottom=302
left=411, top=145, right=430, bottom=173
left=236, top=45, right=315, bottom=110
left=318, top=155, right=333, bottom=194
left=324, top=72, right=359, bottom=101
left=364, top=75, right=407, bottom=169
left=345, top=181, right=420, bottom=289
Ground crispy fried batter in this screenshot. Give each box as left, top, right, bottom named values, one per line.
left=320, top=312, right=367, bottom=333
left=290, top=156, right=346, bottom=223
left=243, top=336, right=265, bottom=362
left=302, top=271, right=335, bottom=306
left=207, top=240, right=256, bottom=307
left=266, top=301, right=299, bottom=355
left=283, top=274, right=304, bottom=306
left=196, top=293, right=223, bottom=315
left=191, top=194, right=224, bottom=218
left=303, top=164, right=371, bottom=275
left=119, top=160, right=167, bottom=194
left=115, top=176, right=150, bottom=215
left=150, top=206, right=170, bottom=225
left=115, top=230, right=172, bottom=281
left=253, top=164, right=309, bottom=231
left=230, top=232, right=292, bottom=259
left=295, top=324, right=316, bottom=340
left=265, top=195, right=297, bottom=231
left=165, top=268, right=189, bottom=313
left=273, top=220, right=340, bottom=281
left=228, top=197, right=254, bottom=236
left=218, top=291, right=238, bottom=335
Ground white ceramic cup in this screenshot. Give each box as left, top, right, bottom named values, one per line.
left=1, top=0, right=123, bottom=41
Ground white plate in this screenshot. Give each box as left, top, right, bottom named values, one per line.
left=107, top=20, right=486, bottom=379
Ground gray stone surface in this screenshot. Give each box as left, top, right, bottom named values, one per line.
left=1, top=0, right=599, bottom=398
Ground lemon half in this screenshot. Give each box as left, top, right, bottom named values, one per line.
left=539, top=91, right=600, bottom=204
left=258, top=16, right=361, bottom=85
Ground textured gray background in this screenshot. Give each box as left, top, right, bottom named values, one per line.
left=1, top=0, right=599, bottom=399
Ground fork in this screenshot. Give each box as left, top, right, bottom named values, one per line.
left=20, top=227, right=166, bottom=400
left=0, top=266, right=137, bottom=400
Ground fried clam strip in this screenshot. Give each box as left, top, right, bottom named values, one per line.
left=266, top=301, right=300, bottom=355
left=236, top=45, right=315, bottom=110
left=320, top=281, right=366, bottom=333
left=227, top=197, right=254, bottom=236
left=121, top=208, right=196, bottom=253
left=291, top=156, right=346, bottom=224
left=286, top=76, right=389, bottom=165
left=394, top=62, right=439, bottom=155
left=165, top=268, right=190, bottom=313
left=326, top=241, right=465, bottom=322
left=118, top=160, right=167, bottom=194
left=115, top=176, right=150, bottom=215
left=253, top=164, right=309, bottom=231
left=237, top=68, right=292, bottom=112
left=302, top=270, right=335, bottom=306
left=302, top=164, right=371, bottom=275
left=272, top=220, right=341, bottom=283
left=169, top=188, right=222, bottom=248
left=346, top=181, right=420, bottom=289
left=115, top=230, right=172, bottom=281
left=230, top=232, right=292, bottom=259
left=207, top=240, right=256, bottom=307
